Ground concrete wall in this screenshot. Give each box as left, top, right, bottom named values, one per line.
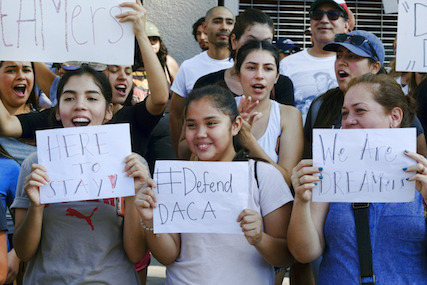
left=144, top=0, right=239, bottom=65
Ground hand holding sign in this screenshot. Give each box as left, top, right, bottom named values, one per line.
left=404, top=150, right=427, bottom=199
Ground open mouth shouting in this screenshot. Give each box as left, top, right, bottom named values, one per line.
left=252, top=83, right=266, bottom=94
left=115, top=84, right=127, bottom=97
left=337, top=70, right=349, bottom=80
left=14, top=84, right=27, bottom=97
left=72, top=116, right=90, bottom=127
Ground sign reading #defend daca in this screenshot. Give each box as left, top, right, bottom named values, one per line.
left=312, top=128, right=416, bottom=203
left=36, top=124, right=134, bottom=204
left=0, top=0, right=134, bottom=64
left=152, top=160, right=249, bottom=234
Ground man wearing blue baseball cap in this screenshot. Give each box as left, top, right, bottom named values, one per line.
left=279, top=0, right=350, bottom=124
left=274, top=37, right=301, bottom=60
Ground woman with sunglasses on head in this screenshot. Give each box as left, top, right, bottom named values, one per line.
left=288, top=73, right=427, bottom=284
left=303, top=30, right=427, bottom=158
left=0, top=1, right=168, bottom=160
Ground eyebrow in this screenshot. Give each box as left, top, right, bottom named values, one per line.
left=212, top=17, right=234, bottom=22
left=62, top=90, right=101, bottom=94
left=186, top=116, right=219, bottom=121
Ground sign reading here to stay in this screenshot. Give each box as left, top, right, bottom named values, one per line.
left=36, top=124, right=134, bottom=204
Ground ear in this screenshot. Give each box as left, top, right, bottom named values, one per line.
left=230, top=34, right=238, bottom=51
left=55, top=107, right=61, bottom=121
left=202, top=21, right=208, bottom=34
left=370, top=61, right=382, bottom=74
left=232, top=116, right=243, bottom=136
left=103, top=103, right=114, bottom=123
left=389, top=107, right=403, bottom=128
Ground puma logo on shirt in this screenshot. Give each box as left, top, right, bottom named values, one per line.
left=66, top=207, right=99, bottom=230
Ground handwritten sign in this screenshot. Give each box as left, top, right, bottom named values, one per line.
left=152, top=160, right=249, bottom=234
left=0, top=0, right=134, bottom=65
left=36, top=124, right=134, bottom=203
left=396, top=0, right=427, bottom=72
left=312, top=128, right=416, bottom=203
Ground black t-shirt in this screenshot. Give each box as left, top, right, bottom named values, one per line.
left=414, top=79, right=427, bottom=139
left=193, top=69, right=295, bottom=106
left=17, top=100, right=162, bottom=157
left=109, top=100, right=162, bottom=156
left=18, top=108, right=62, bottom=139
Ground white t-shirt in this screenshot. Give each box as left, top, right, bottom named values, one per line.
left=171, top=51, right=234, bottom=98
left=165, top=160, right=293, bottom=285
left=279, top=49, right=337, bottom=124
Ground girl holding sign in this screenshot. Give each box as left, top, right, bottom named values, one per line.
left=11, top=66, right=148, bottom=284
left=289, top=73, right=427, bottom=284
left=11, top=2, right=156, bottom=283
left=135, top=85, right=294, bottom=284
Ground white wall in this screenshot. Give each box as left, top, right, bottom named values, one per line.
left=143, top=0, right=239, bottom=65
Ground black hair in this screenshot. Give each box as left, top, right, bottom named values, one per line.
left=235, top=40, right=280, bottom=74
left=229, top=8, right=274, bottom=59
left=192, top=17, right=205, bottom=41
left=185, top=85, right=248, bottom=160
left=56, top=66, right=112, bottom=106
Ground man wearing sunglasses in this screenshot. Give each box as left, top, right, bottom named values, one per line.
left=279, top=0, right=350, bottom=124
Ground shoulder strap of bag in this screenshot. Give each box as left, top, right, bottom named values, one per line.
left=254, top=160, right=260, bottom=189
left=352, top=203, right=375, bottom=285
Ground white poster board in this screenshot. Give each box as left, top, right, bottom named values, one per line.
left=0, top=0, right=134, bottom=64
left=383, top=0, right=399, bottom=14
left=396, top=0, right=427, bottom=72
left=152, top=160, right=249, bottom=234
left=312, top=128, right=416, bottom=203
left=36, top=124, right=134, bottom=203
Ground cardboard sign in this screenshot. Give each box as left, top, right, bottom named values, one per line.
left=396, top=0, right=427, bottom=72
left=312, top=128, right=416, bottom=203
left=36, top=124, right=134, bottom=203
left=152, top=160, right=249, bottom=234
left=0, top=0, right=134, bottom=64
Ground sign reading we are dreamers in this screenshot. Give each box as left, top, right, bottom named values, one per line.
left=36, top=124, right=134, bottom=204
left=0, top=0, right=134, bottom=64
left=312, top=128, right=416, bottom=203
left=152, top=160, right=249, bottom=234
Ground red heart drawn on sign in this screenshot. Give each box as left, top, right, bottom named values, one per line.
left=108, top=175, right=117, bottom=189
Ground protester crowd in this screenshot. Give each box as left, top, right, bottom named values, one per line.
left=1, top=0, right=427, bottom=284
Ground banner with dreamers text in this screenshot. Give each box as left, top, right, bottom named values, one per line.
left=312, top=128, right=416, bottom=203
left=0, top=0, right=134, bottom=64
left=36, top=124, right=134, bottom=204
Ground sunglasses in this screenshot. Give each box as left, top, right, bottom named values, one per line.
left=283, top=49, right=298, bottom=55
left=309, top=10, right=342, bottom=21
left=334, top=34, right=380, bottom=62
left=62, top=61, right=107, bottom=72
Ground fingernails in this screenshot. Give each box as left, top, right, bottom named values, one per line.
left=403, top=167, right=407, bottom=171
left=314, top=182, right=318, bottom=186
left=404, top=150, right=409, bottom=153
left=319, top=176, right=323, bottom=179
left=318, top=167, right=323, bottom=171
left=406, top=177, right=409, bottom=181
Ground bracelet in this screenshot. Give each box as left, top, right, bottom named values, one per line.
left=140, top=220, right=159, bottom=237
left=140, top=220, right=154, bottom=231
